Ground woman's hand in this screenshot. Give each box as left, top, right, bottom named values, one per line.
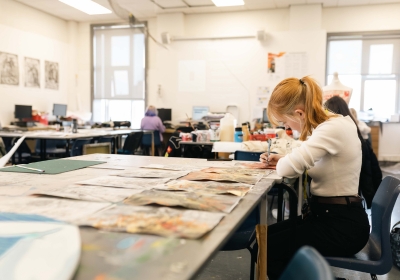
left=259, top=153, right=284, bottom=166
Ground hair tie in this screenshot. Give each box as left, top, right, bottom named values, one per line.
left=299, top=78, right=305, bottom=85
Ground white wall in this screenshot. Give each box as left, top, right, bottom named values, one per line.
left=0, top=0, right=71, bottom=126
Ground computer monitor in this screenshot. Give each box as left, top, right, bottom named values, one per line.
left=158, top=108, right=172, bottom=123
left=192, top=106, right=209, bottom=121
left=53, top=103, right=67, bottom=118
left=262, top=108, right=269, bottom=123
left=15, top=105, right=32, bottom=120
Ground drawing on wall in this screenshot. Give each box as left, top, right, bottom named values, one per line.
left=24, top=57, right=40, bottom=88
left=0, top=52, right=19, bottom=85
left=45, top=61, right=59, bottom=90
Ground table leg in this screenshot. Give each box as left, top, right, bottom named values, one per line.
left=40, top=139, right=46, bottom=161
left=297, top=174, right=303, bottom=215
left=151, top=132, right=155, bottom=156
left=259, top=193, right=267, bottom=225
left=66, top=139, right=71, bottom=157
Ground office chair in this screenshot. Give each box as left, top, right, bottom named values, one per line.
left=141, top=131, right=162, bottom=156
left=279, top=246, right=335, bottom=280
left=234, top=150, right=298, bottom=222
left=325, top=176, right=400, bottom=280
left=34, top=139, right=67, bottom=159
left=70, top=138, right=93, bottom=157
left=117, top=131, right=143, bottom=155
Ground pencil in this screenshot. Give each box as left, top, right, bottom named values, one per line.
left=14, top=165, right=45, bottom=173
left=267, top=139, right=271, bottom=159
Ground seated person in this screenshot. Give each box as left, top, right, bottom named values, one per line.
left=350, top=108, right=371, bottom=141
left=325, top=96, right=382, bottom=209
left=140, top=105, right=166, bottom=141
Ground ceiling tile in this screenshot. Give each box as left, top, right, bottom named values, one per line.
left=185, top=0, right=214, bottom=6
left=307, top=0, right=338, bottom=7
left=154, top=0, right=188, bottom=8
left=273, top=0, right=307, bottom=8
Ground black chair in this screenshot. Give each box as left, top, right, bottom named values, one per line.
left=141, top=131, right=162, bottom=156
left=70, top=138, right=93, bottom=157
left=280, top=246, right=335, bottom=280
left=325, top=176, right=400, bottom=279
left=234, top=150, right=298, bottom=221
left=34, top=139, right=67, bottom=159
left=117, top=132, right=143, bottom=155
left=175, top=126, right=193, bottom=133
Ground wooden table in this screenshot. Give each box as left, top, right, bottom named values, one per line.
left=0, top=154, right=280, bottom=280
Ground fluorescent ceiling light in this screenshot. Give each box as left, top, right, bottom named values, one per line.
left=212, top=0, right=245, bottom=7
left=59, top=0, right=112, bottom=15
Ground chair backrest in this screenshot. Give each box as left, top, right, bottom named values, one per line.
left=123, top=132, right=143, bottom=153
left=83, top=143, right=111, bottom=155
left=35, top=139, right=67, bottom=153
left=70, top=138, right=92, bottom=156
left=279, top=246, right=335, bottom=280
left=234, top=150, right=263, bottom=161
left=370, top=176, right=400, bottom=265
left=142, top=131, right=161, bottom=147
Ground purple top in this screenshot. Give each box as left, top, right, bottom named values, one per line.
left=140, top=116, right=166, bottom=141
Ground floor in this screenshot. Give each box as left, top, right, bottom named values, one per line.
left=194, top=162, right=400, bottom=280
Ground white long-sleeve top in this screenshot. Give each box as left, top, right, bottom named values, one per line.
left=276, top=115, right=361, bottom=197
left=357, top=120, right=371, bottom=140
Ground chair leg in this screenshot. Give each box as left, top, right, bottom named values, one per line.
left=370, top=274, right=378, bottom=280
left=269, top=194, right=275, bottom=210
left=249, top=242, right=258, bottom=280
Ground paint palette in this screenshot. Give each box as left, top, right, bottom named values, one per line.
left=0, top=213, right=81, bottom=280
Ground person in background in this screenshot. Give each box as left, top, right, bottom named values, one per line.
left=350, top=108, right=371, bottom=142
left=259, top=77, right=370, bottom=279
left=325, top=96, right=382, bottom=209
left=141, top=105, right=166, bottom=141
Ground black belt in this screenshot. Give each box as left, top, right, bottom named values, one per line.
left=311, top=195, right=363, bottom=205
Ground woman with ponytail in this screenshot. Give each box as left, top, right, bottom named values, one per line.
left=260, top=77, right=370, bottom=279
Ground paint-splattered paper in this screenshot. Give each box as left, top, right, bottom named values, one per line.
left=78, top=205, right=225, bottom=239
left=124, top=189, right=241, bottom=213
left=76, top=176, right=170, bottom=189
left=234, top=162, right=276, bottom=170
left=179, top=171, right=263, bottom=185
left=112, top=169, right=188, bottom=179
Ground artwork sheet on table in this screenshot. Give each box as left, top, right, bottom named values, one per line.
left=200, top=167, right=267, bottom=176
left=179, top=171, right=263, bottom=185
left=234, top=161, right=276, bottom=170
left=112, top=168, right=189, bottom=179
left=31, top=185, right=144, bottom=203
left=77, top=205, right=225, bottom=239
left=123, top=189, right=241, bottom=213
left=0, top=185, right=33, bottom=197
left=140, top=164, right=202, bottom=172
left=154, top=180, right=252, bottom=197
left=76, top=176, right=170, bottom=189
left=0, top=196, right=110, bottom=223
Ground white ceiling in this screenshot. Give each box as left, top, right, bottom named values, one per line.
left=15, top=0, right=400, bottom=22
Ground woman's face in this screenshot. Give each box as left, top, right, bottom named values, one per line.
left=279, top=113, right=303, bottom=132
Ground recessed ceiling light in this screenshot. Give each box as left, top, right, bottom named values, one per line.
left=59, top=0, right=112, bottom=15
left=212, top=0, right=245, bottom=7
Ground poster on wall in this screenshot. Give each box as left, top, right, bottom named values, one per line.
left=45, top=60, right=59, bottom=90
left=267, top=52, right=309, bottom=81
left=24, top=57, right=40, bottom=88
left=0, top=52, right=19, bottom=86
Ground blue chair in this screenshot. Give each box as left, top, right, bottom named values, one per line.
left=325, top=175, right=400, bottom=279
left=279, top=246, right=335, bottom=280
left=35, top=139, right=67, bottom=159
left=70, top=138, right=93, bottom=156
left=234, top=150, right=298, bottom=221
left=141, top=131, right=162, bottom=156
left=118, top=132, right=143, bottom=155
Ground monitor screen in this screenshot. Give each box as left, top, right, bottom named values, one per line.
left=53, top=104, right=67, bottom=117
left=15, top=105, right=32, bottom=119
left=192, top=106, right=209, bottom=121
left=262, top=108, right=269, bottom=123
left=158, top=108, right=172, bottom=123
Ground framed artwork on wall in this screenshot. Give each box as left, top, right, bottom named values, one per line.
left=0, top=52, right=19, bottom=86
left=24, top=57, right=40, bottom=88
left=45, top=60, right=59, bottom=90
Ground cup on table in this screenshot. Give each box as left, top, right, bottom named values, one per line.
left=64, top=125, right=71, bottom=133
left=55, top=124, right=60, bottom=131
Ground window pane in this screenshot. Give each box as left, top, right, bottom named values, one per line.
left=133, top=33, right=145, bottom=99
left=326, top=75, right=362, bottom=111
left=109, top=100, right=132, bottom=121
left=113, top=70, right=129, bottom=96
left=93, top=99, right=107, bottom=122
left=369, top=44, right=393, bottom=74
left=111, top=36, right=130, bottom=67
left=328, top=40, right=362, bottom=75
left=131, top=100, right=145, bottom=129
left=364, top=80, right=396, bottom=120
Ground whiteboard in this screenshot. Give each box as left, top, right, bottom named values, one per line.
left=154, top=30, right=327, bottom=124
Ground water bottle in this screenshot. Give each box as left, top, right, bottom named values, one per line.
left=72, top=119, right=78, bottom=133
left=219, top=113, right=235, bottom=142
left=234, top=127, right=243, bottom=142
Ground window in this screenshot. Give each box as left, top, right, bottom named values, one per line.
left=326, top=33, right=400, bottom=121
left=92, top=24, right=146, bottom=128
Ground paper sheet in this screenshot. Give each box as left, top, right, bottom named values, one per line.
left=201, top=167, right=267, bottom=176
left=124, top=189, right=241, bottom=213
left=140, top=164, right=201, bottom=172
left=0, top=185, right=32, bottom=196
left=179, top=171, right=263, bottom=185
left=76, top=176, right=170, bottom=189
left=0, top=196, right=110, bottom=222
left=78, top=205, right=225, bottom=239
left=31, top=185, right=144, bottom=203
left=112, top=169, right=189, bottom=179
left=154, top=180, right=252, bottom=197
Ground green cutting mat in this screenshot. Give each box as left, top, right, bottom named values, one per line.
left=0, top=159, right=106, bottom=174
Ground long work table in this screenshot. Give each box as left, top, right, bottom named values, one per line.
left=0, top=154, right=281, bottom=280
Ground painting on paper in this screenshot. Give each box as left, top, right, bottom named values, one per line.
left=45, top=61, right=59, bottom=90
left=0, top=52, right=19, bottom=85
left=179, top=171, right=262, bottom=185
left=24, top=57, right=40, bottom=88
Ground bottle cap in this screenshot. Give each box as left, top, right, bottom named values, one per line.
left=235, top=127, right=242, bottom=131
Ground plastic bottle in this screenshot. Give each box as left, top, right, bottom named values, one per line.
left=234, top=127, right=243, bottom=142
left=241, top=122, right=250, bottom=141
left=219, top=113, right=235, bottom=142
